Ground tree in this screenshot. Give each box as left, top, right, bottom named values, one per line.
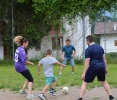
left=0, top=0, right=117, bottom=58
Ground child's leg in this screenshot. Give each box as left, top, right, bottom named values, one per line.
left=52, top=79, right=57, bottom=89
left=42, top=85, right=50, bottom=94
left=49, top=80, right=57, bottom=96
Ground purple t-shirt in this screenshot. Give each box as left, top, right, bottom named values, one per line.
left=14, top=46, right=28, bottom=73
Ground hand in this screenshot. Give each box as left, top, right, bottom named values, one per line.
left=38, top=71, right=41, bottom=76
left=105, top=70, right=108, bottom=74
left=62, top=64, right=66, bottom=67
left=81, top=73, right=85, bottom=80
left=71, top=54, right=74, bottom=58
left=31, top=62, right=34, bottom=66
left=61, top=57, right=64, bottom=61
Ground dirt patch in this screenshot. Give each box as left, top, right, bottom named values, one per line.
left=0, top=87, right=117, bottom=100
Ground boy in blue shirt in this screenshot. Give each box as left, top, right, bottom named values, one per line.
left=78, top=35, right=114, bottom=100
left=38, top=49, right=65, bottom=100
left=59, top=39, right=76, bottom=76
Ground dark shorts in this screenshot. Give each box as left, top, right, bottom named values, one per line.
left=20, top=70, right=33, bottom=82
left=84, top=67, right=106, bottom=83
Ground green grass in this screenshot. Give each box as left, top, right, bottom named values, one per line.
left=0, top=64, right=117, bottom=91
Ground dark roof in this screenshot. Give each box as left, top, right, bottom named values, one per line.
left=94, top=22, right=117, bottom=35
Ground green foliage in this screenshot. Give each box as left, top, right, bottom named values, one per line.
left=91, top=34, right=100, bottom=44
left=0, top=0, right=117, bottom=58
left=106, top=53, right=117, bottom=64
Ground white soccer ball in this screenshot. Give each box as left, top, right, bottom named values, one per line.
left=62, top=86, right=69, bottom=94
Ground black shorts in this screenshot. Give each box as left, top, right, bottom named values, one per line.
left=20, top=70, right=33, bottom=82
left=84, top=67, right=106, bottom=83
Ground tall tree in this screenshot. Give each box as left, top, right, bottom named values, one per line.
left=0, top=0, right=117, bottom=58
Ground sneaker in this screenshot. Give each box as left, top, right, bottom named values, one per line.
left=39, top=93, right=46, bottom=100
left=20, top=89, right=27, bottom=95
left=59, top=73, right=62, bottom=76
left=26, top=94, right=36, bottom=99
left=109, top=95, right=114, bottom=100
left=72, top=73, right=74, bottom=76
left=49, top=89, right=56, bottom=96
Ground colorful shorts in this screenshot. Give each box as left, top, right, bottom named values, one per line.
left=46, top=76, right=57, bottom=85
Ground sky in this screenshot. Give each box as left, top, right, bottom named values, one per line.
left=104, top=11, right=117, bottom=18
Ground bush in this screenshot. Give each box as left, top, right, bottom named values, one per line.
left=106, top=52, right=117, bottom=64
left=0, top=60, right=13, bottom=66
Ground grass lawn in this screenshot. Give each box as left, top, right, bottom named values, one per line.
left=0, top=64, right=117, bottom=91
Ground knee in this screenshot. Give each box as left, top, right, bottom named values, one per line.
left=101, top=81, right=106, bottom=84
left=28, top=77, right=33, bottom=83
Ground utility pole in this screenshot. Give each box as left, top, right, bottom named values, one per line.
left=12, top=0, right=14, bottom=59
left=82, top=16, right=86, bottom=63
left=103, top=16, right=106, bottom=53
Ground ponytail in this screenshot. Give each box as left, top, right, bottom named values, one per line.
left=14, top=36, right=28, bottom=46
left=13, top=36, right=23, bottom=46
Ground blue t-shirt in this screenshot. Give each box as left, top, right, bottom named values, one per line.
left=62, top=45, right=76, bottom=58
left=14, top=46, right=28, bottom=73
left=85, top=44, right=105, bottom=69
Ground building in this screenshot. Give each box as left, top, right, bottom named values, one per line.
left=94, top=22, right=117, bottom=53
left=28, top=16, right=91, bottom=60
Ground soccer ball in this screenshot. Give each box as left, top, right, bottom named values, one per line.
left=62, top=86, right=69, bottom=94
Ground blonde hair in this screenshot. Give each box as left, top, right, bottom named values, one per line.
left=14, top=36, right=23, bottom=46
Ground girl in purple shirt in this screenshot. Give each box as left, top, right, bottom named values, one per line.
left=14, top=36, right=36, bottom=99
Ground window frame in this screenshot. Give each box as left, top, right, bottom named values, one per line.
left=52, top=37, right=63, bottom=50
left=35, top=42, right=41, bottom=51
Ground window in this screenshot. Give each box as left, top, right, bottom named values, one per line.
left=35, top=42, right=41, bottom=50
left=52, top=37, right=63, bottom=50
left=115, top=40, right=117, bottom=46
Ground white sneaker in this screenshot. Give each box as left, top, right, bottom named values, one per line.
left=20, top=89, right=27, bottom=95
left=49, top=90, right=56, bottom=96
left=39, top=93, right=46, bottom=100
left=26, top=94, right=36, bottom=99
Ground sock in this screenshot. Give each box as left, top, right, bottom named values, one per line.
left=40, top=93, right=44, bottom=95
left=60, top=73, right=61, bottom=74
left=78, top=98, right=83, bottom=100
left=109, top=95, right=114, bottom=99
left=72, top=72, right=74, bottom=74
left=51, top=88, right=54, bottom=90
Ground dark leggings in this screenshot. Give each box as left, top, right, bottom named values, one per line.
left=20, top=70, right=33, bottom=82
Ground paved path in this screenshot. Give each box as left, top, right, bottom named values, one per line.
left=0, top=86, right=117, bottom=100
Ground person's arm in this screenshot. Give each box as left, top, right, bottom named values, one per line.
left=71, top=46, right=76, bottom=57
left=60, top=51, right=64, bottom=60
left=81, top=59, right=90, bottom=80
left=26, top=61, right=34, bottom=66
left=71, top=50, right=76, bottom=57
left=103, top=55, right=108, bottom=73
left=81, top=49, right=90, bottom=80
left=61, top=47, right=65, bottom=60
left=20, top=50, right=34, bottom=66
left=38, top=63, right=41, bottom=76
left=56, top=61, right=66, bottom=67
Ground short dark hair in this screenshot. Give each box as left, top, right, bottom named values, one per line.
left=66, top=39, right=71, bottom=42
left=86, top=35, right=94, bottom=43
left=46, top=49, right=52, bottom=55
